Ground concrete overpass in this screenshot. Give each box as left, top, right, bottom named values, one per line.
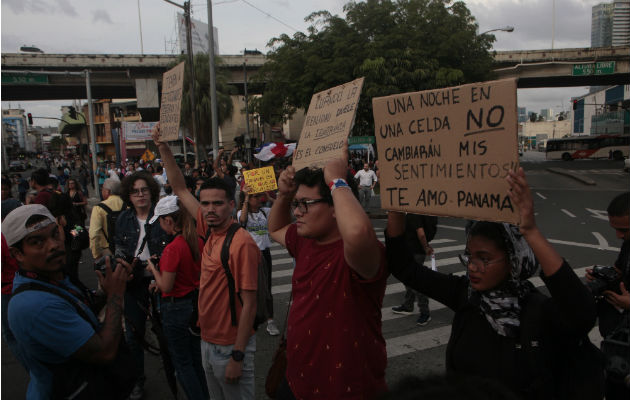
left=1, top=46, right=629, bottom=101
left=493, top=46, right=630, bottom=88
left=1, top=53, right=265, bottom=101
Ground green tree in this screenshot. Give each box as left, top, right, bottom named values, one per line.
left=172, top=54, right=237, bottom=151
left=252, top=0, right=495, bottom=136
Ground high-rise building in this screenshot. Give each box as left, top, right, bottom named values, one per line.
left=540, top=108, right=554, bottom=121
left=518, top=107, right=528, bottom=123
left=612, top=0, right=630, bottom=46
left=592, top=2, right=614, bottom=47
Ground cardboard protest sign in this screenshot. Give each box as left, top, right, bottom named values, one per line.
left=373, top=78, right=519, bottom=224
left=243, top=166, right=278, bottom=194
left=159, top=62, right=185, bottom=141
left=292, top=77, right=365, bottom=170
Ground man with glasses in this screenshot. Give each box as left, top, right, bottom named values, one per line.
left=267, top=155, right=388, bottom=400
left=586, top=191, right=629, bottom=400
left=152, top=126, right=260, bottom=400
left=115, top=171, right=170, bottom=400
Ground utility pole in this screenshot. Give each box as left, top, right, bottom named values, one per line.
left=163, top=0, right=201, bottom=166
left=207, top=0, right=220, bottom=160
left=243, top=50, right=251, bottom=163
left=85, top=70, right=99, bottom=195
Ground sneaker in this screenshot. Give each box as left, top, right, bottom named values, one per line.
left=266, top=320, right=280, bottom=336
left=416, top=313, right=431, bottom=326
left=391, top=305, right=414, bottom=315
left=128, top=384, right=144, bottom=400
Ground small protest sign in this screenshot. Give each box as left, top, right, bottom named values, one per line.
left=243, top=166, right=278, bottom=194
left=373, top=78, right=519, bottom=224
left=292, top=77, right=365, bottom=170
left=159, top=62, right=185, bottom=141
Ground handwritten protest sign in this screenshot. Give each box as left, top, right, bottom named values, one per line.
left=159, top=62, right=185, bottom=141
left=243, top=166, right=278, bottom=194
left=373, top=78, right=519, bottom=224
left=292, top=77, right=365, bottom=170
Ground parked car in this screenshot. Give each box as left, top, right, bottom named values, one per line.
left=9, top=160, right=26, bottom=171
left=624, top=157, right=630, bottom=173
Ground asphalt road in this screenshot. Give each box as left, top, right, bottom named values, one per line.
left=2, top=154, right=628, bottom=399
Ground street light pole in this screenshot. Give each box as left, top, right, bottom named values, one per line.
left=207, top=0, right=220, bottom=160
left=163, top=0, right=200, bottom=166
left=479, top=26, right=515, bottom=36
left=85, top=70, right=99, bottom=195
left=243, top=50, right=251, bottom=164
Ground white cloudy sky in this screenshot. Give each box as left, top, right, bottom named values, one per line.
left=2, top=0, right=602, bottom=127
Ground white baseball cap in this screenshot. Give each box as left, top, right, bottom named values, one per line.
left=2, top=204, right=57, bottom=246
left=149, top=195, right=179, bottom=224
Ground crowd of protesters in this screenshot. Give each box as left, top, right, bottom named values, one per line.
left=1, top=128, right=628, bottom=400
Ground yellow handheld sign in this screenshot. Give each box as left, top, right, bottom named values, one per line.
left=243, top=166, right=278, bottom=194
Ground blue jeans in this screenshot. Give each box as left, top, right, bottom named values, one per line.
left=1, top=293, right=29, bottom=371
left=201, top=335, right=256, bottom=400
left=161, top=298, right=209, bottom=400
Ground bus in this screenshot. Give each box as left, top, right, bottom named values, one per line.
left=545, top=135, right=630, bottom=161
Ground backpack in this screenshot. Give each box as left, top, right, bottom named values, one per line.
left=11, top=282, right=138, bottom=400
left=95, top=202, right=128, bottom=253
left=518, top=291, right=606, bottom=400
left=217, top=223, right=272, bottom=330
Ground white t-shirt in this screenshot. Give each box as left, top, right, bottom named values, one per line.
left=108, top=169, right=120, bottom=181
left=354, top=169, right=377, bottom=187
left=237, top=207, right=272, bottom=250
left=154, top=174, right=167, bottom=197
left=134, top=217, right=151, bottom=261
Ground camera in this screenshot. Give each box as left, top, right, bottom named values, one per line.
left=93, top=255, right=111, bottom=274
left=586, top=265, right=620, bottom=296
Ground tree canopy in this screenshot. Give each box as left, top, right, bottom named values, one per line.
left=252, top=0, right=496, bottom=136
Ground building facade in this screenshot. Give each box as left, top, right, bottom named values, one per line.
left=571, top=84, right=629, bottom=136
left=612, top=0, right=630, bottom=46
left=592, top=2, right=614, bottom=47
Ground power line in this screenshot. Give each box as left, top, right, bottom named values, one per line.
left=193, top=0, right=299, bottom=32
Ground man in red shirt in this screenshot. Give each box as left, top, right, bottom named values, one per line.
left=268, top=154, right=388, bottom=399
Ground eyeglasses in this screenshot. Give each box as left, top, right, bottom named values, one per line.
left=458, top=253, right=505, bottom=271
left=130, top=187, right=150, bottom=196
left=290, top=198, right=329, bottom=214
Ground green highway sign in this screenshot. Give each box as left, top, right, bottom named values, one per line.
left=2, top=73, right=49, bottom=84
left=348, top=136, right=375, bottom=145
left=572, top=61, right=615, bottom=76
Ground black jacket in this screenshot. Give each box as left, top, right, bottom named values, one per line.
left=114, top=206, right=170, bottom=261
left=385, top=233, right=597, bottom=398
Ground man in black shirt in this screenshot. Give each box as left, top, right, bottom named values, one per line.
left=391, top=213, right=438, bottom=326
left=587, top=192, right=629, bottom=400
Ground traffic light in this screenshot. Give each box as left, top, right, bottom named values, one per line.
left=572, top=100, right=578, bottom=110
left=69, top=106, right=77, bottom=120
left=27, top=113, right=33, bottom=125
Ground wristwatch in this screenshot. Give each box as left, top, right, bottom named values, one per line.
left=231, top=350, right=245, bottom=362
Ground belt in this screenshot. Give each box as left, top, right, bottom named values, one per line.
left=163, top=291, right=195, bottom=303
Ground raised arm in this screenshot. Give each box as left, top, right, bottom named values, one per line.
left=506, top=168, right=563, bottom=276
left=268, top=166, right=297, bottom=248
left=152, top=124, right=200, bottom=218
left=324, top=156, right=381, bottom=279
left=239, top=184, right=252, bottom=226
left=214, top=149, right=226, bottom=179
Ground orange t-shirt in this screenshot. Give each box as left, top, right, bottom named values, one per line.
left=196, top=208, right=260, bottom=345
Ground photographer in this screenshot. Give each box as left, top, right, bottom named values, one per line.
left=115, top=171, right=170, bottom=400
left=4, top=205, right=133, bottom=399
left=586, top=191, right=630, bottom=399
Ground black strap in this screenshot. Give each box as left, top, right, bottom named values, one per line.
left=12, top=282, right=98, bottom=330
left=221, top=223, right=243, bottom=326
left=96, top=203, right=113, bottom=241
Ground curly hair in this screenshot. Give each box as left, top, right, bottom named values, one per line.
left=120, top=171, right=160, bottom=206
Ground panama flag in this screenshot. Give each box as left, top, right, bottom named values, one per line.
left=254, top=142, right=296, bottom=161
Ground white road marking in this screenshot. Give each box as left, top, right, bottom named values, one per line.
left=548, top=238, right=619, bottom=252
left=561, top=209, right=576, bottom=218
left=437, top=225, right=466, bottom=231
left=591, top=232, right=610, bottom=249
left=536, top=192, right=547, bottom=200
left=585, top=208, right=609, bottom=221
